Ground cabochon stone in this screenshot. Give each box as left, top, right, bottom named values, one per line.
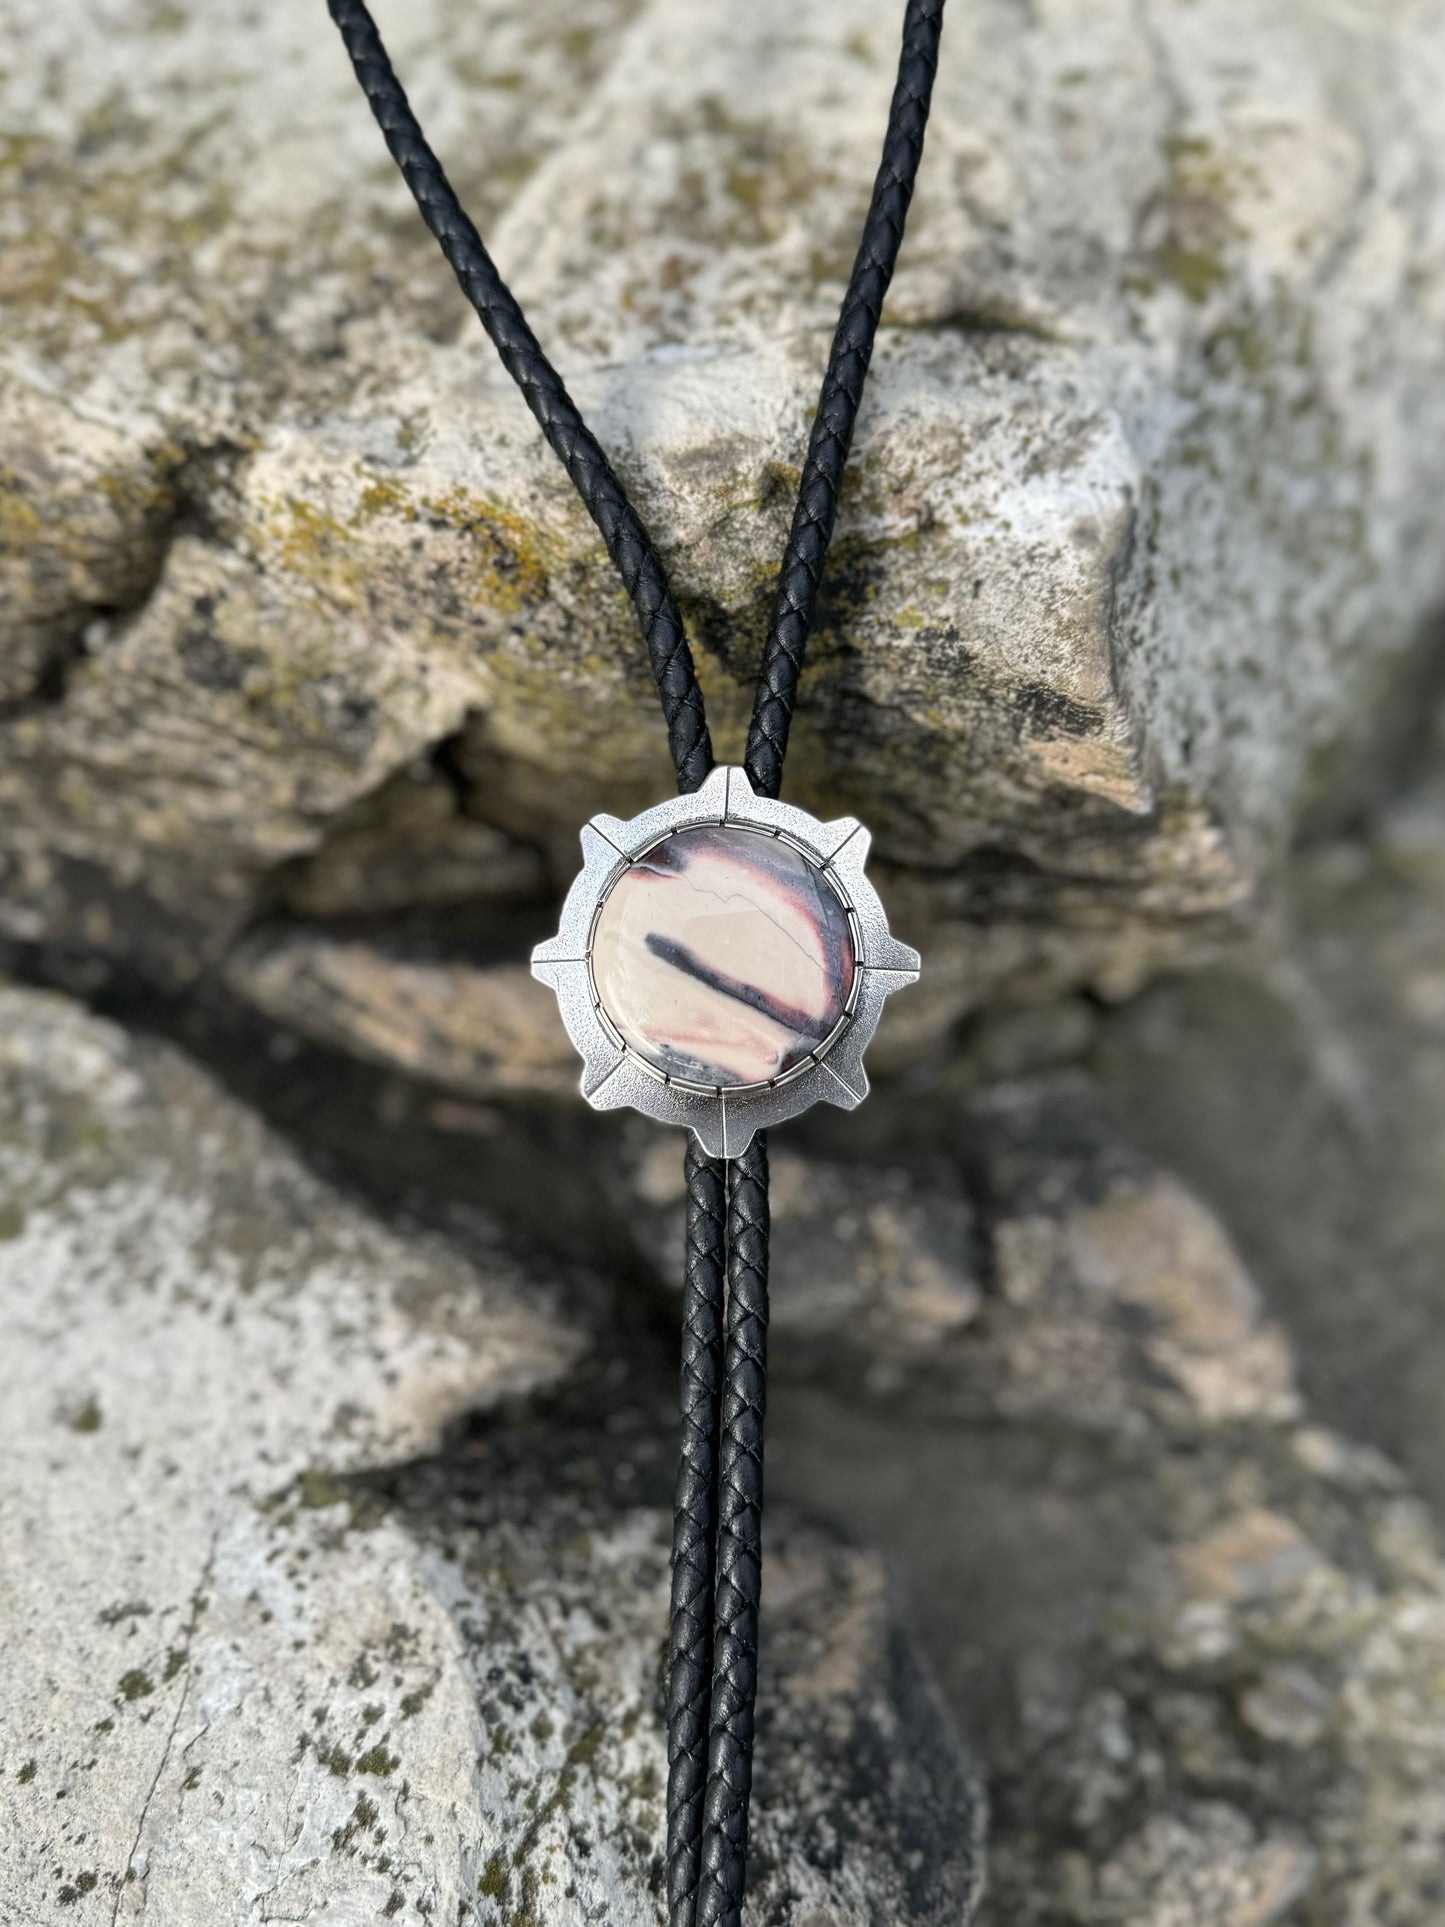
left=590, top=826, right=854, bottom=1088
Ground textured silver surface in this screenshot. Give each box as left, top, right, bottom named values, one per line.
left=531, top=766, right=920, bottom=1155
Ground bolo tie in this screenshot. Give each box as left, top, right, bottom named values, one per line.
left=327, top=4, right=947, bottom=1921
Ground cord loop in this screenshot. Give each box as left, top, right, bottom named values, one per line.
left=327, top=7, right=945, bottom=1918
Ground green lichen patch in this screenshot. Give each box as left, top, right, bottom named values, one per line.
left=348, top=1653, right=381, bottom=1690
left=398, top=1680, right=435, bottom=1720
left=97, top=1599, right=150, bottom=1626
left=1138, top=131, right=1251, bottom=306
left=258, top=1463, right=393, bottom=1539
left=253, top=477, right=557, bottom=642
left=477, top=1853, right=509, bottom=1902
left=331, top=1791, right=381, bottom=1853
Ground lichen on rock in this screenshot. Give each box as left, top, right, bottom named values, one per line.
left=0, top=982, right=982, bottom=1924
left=4, top=0, right=1445, bottom=1063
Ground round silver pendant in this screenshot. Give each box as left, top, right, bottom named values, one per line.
left=530, top=765, right=920, bottom=1156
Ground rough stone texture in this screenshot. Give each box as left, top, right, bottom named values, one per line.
left=0, top=985, right=576, bottom=1925
left=13, top=972, right=1445, bottom=1925
left=4, top=0, right=1445, bottom=1071
left=761, top=1080, right=1445, bottom=1927
left=1093, top=676, right=1445, bottom=1520
left=9, top=5, right=1445, bottom=1923
left=623, top=1131, right=984, bottom=1392
left=227, top=936, right=578, bottom=1101
left=619, top=1091, right=1294, bottom=1423
left=272, top=759, right=549, bottom=921
left=0, top=983, right=982, bottom=1926
left=378, top=1391, right=985, bottom=1927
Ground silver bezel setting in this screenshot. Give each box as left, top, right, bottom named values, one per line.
left=531, top=765, right=920, bottom=1156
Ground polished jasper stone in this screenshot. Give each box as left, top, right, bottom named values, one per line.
left=590, top=826, right=855, bottom=1088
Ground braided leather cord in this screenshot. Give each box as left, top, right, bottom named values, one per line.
left=327, top=8, right=946, bottom=1919
left=666, top=1143, right=728, bottom=1927
left=695, top=1137, right=771, bottom=1927
left=326, top=0, right=714, bottom=795
left=744, top=0, right=946, bottom=800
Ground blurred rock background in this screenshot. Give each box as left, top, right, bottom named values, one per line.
left=4, top=0, right=1445, bottom=1921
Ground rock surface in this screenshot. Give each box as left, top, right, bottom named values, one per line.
left=1094, top=677, right=1445, bottom=1520
left=761, top=1080, right=1445, bottom=1927
left=623, top=1129, right=986, bottom=1395
left=9, top=964, right=1445, bottom=1927
left=0, top=983, right=982, bottom=1925
left=227, top=933, right=579, bottom=1101
left=620, top=1088, right=1296, bottom=1423
left=4, top=0, right=1445, bottom=1071
left=8, top=4, right=1445, bottom=1922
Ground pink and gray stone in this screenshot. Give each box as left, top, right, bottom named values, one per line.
left=590, top=826, right=855, bottom=1088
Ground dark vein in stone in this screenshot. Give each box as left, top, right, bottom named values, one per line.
left=644, top=934, right=831, bottom=1041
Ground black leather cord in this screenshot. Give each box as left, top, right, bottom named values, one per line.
left=696, top=1138, right=770, bottom=1927
left=666, top=1143, right=728, bottom=1927
left=327, top=7, right=944, bottom=1920
left=326, top=0, right=715, bottom=796
left=745, top=0, right=946, bottom=799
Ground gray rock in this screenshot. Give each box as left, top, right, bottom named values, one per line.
left=0, top=982, right=983, bottom=1925
left=1094, top=682, right=1445, bottom=1520
left=4, top=0, right=1445, bottom=1066
left=226, top=933, right=580, bottom=1101
left=272, top=759, right=548, bottom=922
left=374, top=1389, right=985, bottom=1927
left=620, top=1129, right=985, bottom=1395
left=763, top=1079, right=1445, bottom=1926
left=618, top=1083, right=1295, bottom=1428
